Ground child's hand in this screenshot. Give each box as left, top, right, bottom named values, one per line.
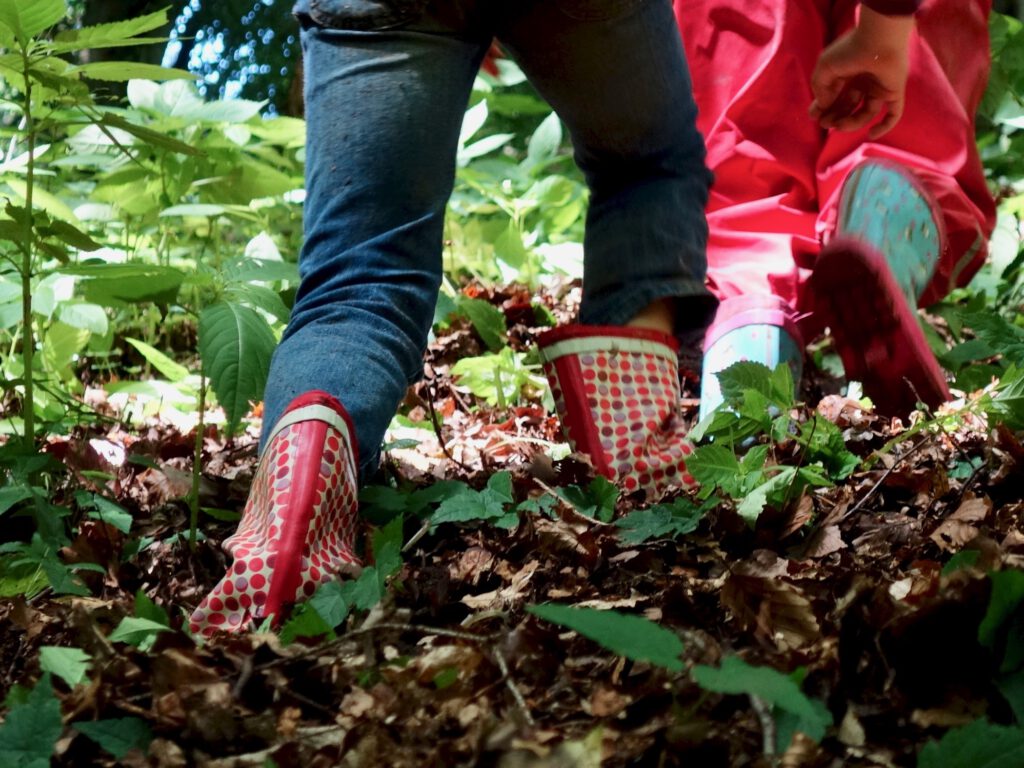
left=809, top=7, right=913, bottom=139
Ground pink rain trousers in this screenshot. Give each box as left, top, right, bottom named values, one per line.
left=673, top=0, right=996, bottom=340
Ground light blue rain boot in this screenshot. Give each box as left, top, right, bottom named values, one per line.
left=699, top=294, right=804, bottom=422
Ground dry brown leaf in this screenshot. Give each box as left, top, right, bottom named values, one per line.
left=720, top=573, right=821, bottom=650
left=930, top=494, right=992, bottom=552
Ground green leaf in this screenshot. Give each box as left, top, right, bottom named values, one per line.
left=108, top=617, right=171, bottom=648
left=87, top=495, right=132, bottom=534
left=308, top=580, right=351, bottom=629
left=74, top=61, right=196, bottom=82
left=40, top=220, right=102, bottom=252
left=963, top=311, right=1024, bottom=367
left=457, top=296, right=507, bottom=352
left=74, top=717, right=152, bottom=760
left=998, top=668, right=1024, bottom=725
left=38, top=646, right=91, bottom=687
left=51, top=9, right=169, bottom=53
left=979, top=570, right=1024, bottom=648
left=0, top=673, right=62, bottom=768
left=917, top=719, right=1024, bottom=768
left=556, top=476, right=618, bottom=522
left=65, top=263, right=185, bottom=305
left=432, top=472, right=515, bottom=527
left=198, top=301, right=278, bottom=435
left=125, top=338, right=190, bottom=383
left=526, top=112, right=562, bottom=169
left=0, top=0, right=66, bottom=45
left=0, top=486, right=34, bottom=516
left=529, top=604, right=684, bottom=672
left=686, top=444, right=742, bottom=490
left=615, top=497, right=705, bottom=545
left=279, top=601, right=333, bottom=644
left=56, top=302, right=108, bottom=335
left=95, top=112, right=203, bottom=157
left=134, top=590, right=170, bottom=628
left=692, top=656, right=832, bottom=744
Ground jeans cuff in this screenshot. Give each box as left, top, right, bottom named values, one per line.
left=579, top=277, right=717, bottom=336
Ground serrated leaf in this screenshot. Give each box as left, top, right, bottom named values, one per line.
left=432, top=472, right=514, bottom=527
left=125, top=338, right=190, bottom=382
left=74, top=61, right=196, bottom=82
left=686, top=444, right=742, bottom=490
left=198, top=301, right=277, bottom=435
left=529, top=604, right=684, bottom=671
left=0, top=0, right=66, bottom=45
left=556, top=476, right=618, bottom=522
left=51, top=9, right=169, bottom=53
left=692, top=656, right=832, bottom=744
left=917, top=718, right=1024, bottom=768
left=615, top=497, right=704, bottom=545
left=74, top=717, right=152, bottom=759
left=39, top=646, right=91, bottom=687
left=65, top=263, right=185, bottom=305
left=0, top=673, right=61, bottom=768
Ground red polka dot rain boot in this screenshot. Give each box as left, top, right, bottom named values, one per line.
left=189, top=391, right=362, bottom=635
left=538, top=325, right=696, bottom=499
left=810, top=160, right=951, bottom=415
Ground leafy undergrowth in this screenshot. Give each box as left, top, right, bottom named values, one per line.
left=2, top=284, right=1024, bottom=768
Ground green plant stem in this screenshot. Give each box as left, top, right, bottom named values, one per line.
left=189, top=375, right=207, bottom=549
left=19, top=52, right=36, bottom=452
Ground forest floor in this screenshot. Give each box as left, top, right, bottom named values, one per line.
left=1, top=283, right=1022, bottom=767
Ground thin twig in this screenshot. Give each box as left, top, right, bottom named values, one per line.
left=401, top=518, right=432, bottom=554
left=495, top=646, right=535, bottom=727
left=425, top=382, right=471, bottom=471
left=841, top=436, right=932, bottom=522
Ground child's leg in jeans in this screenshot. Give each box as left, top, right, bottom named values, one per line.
left=500, top=0, right=714, bottom=498
left=192, top=2, right=490, bottom=633
left=262, top=5, right=490, bottom=480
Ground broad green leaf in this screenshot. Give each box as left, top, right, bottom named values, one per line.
left=5, top=179, right=80, bottom=225
left=0, top=0, right=66, bottom=45
left=39, top=646, right=91, bottom=687
left=87, top=497, right=132, bottom=534
left=134, top=590, right=170, bottom=628
left=108, top=616, right=171, bottom=647
left=0, top=674, right=61, bottom=768
left=917, top=719, right=1024, bottom=768
left=42, top=322, right=90, bottom=380
left=692, top=656, right=832, bottom=744
left=979, top=570, right=1024, bottom=648
left=39, top=220, right=102, bottom=252
left=736, top=466, right=798, bottom=525
left=51, top=9, right=169, bottom=53
left=456, top=297, right=507, bottom=351
left=62, top=263, right=185, bottom=305
left=556, top=476, right=618, bottom=522
left=226, top=284, right=291, bottom=324
left=56, top=302, right=108, bottom=335
left=125, top=338, right=190, bottom=383
left=526, top=112, right=562, bottom=168
left=279, top=601, right=333, bottom=644
left=198, top=301, right=277, bottom=434
left=0, top=486, right=34, bottom=516
left=686, top=444, right=742, bottom=489
left=74, top=61, right=196, bottom=82
left=74, top=717, right=152, bottom=760
left=529, top=604, right=684, bottom=672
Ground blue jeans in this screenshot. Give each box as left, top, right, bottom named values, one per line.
left=264, top=0, right=713, bottom=478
